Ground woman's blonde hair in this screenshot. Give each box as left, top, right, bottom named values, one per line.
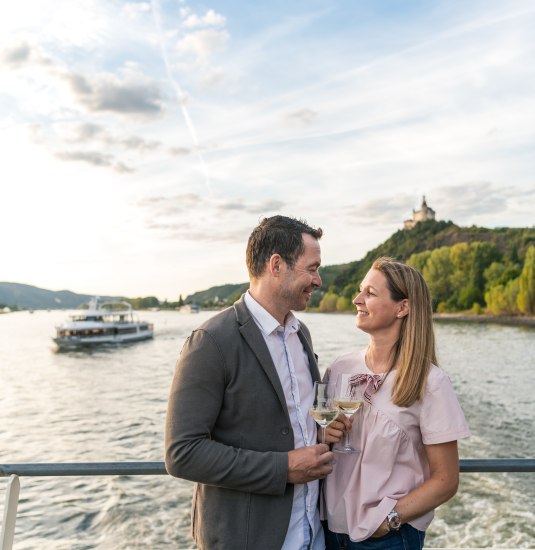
left=372, top=257, right=437, bottom=407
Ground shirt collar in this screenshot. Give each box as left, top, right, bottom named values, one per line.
left=244, top=291, right=300, bottom=336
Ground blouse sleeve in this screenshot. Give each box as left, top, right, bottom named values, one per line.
left=420, top=367, right=472, bottom=445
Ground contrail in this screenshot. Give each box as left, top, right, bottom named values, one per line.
left=150, top=0, right=212, bottom=191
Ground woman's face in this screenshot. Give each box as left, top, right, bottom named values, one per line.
left=352, top=268, right=406, bottom=334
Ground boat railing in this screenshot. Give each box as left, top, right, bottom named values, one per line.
left=2, top=459, right=534, bottom=550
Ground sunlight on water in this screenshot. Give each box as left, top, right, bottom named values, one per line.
left=1, top=310, right=534, bottom=548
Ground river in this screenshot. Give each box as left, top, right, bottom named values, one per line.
left=1, top=309, right=534, bottom=548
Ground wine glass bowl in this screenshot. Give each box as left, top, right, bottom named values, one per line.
left=309, top=382, right=337, bottom=443
left=334, top=373, right=364, bottom=454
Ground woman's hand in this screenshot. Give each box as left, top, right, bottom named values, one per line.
left=370, top=520, right=389, bottom=538
left=323, top=413, right=352, bottom=444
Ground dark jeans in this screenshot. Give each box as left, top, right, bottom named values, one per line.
left=324, top=523, right=425, bottom=550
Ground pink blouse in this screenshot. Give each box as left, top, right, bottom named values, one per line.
left=322, top=349, right=471, bottom=541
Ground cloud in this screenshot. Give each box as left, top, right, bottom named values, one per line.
left=200, top=67, right=225, bottom=88
left=138, top=193, right=203, bottom=215
left=114, top=161, right=135, bottom=173
left=119, top=135, right=160, bottom=151
left=249, top=200, right=285, bottom=213
left=344, top=183, right=521, bottom=230
left=144, top=221, right=245, bottom=243
left=345, top=195, right=417, bottom=225
left=54, top=122, right=166, bottom=153
left=0, top=40, right=51, bottom=68
left=122, top=2, right=151, bottom=19
left=176, top=29, right=229, bottom=60
left=56, top=150, right=113, bottom=166
left=138, top=195, right=287, bottom=241
left=282, top=109, right=319, bottom=127
left=60, top=122, right=105, bottom=142
left=433, top=182, right=510, bottom=219
left=60, top=71, right=164, bottom=116
left=169, top=146, right=191, bottom=156
left=183, top=9, right=226, bottom=29
left=215, top=198, right=286, bottom=214
left=1, top=41, right=30, bottom=66
left=55, top=150, right=134, bottom=172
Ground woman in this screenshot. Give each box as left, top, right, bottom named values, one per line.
left=323, top=257, right=470, bottom=549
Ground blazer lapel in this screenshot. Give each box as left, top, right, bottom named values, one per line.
left=235, top=296, right=290, bottom=418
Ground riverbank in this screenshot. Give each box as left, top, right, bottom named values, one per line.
left=433, top=313, right=535, bottom=327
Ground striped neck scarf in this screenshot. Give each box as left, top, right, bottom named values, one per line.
left=349, top=373, right=384, bottom=404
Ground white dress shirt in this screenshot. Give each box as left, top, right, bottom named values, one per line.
left=244, top=292, right=324, bottom=550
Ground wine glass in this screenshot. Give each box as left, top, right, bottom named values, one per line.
left=309, top=382, right=337, bottom=444
left=333, top=373, right=364, bottom=454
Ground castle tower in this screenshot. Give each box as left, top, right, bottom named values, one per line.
left=404, top=196, right=436, bottom=229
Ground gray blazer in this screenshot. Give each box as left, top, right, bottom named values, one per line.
left=165, top=294, right=321, bottom=550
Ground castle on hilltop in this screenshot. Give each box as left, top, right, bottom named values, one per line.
left=403, top=196, right=436, bottom=230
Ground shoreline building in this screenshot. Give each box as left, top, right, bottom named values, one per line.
left=403, top=196, right=436, bottom=229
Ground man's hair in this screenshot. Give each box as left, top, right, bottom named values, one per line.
left=246, top=215, right=323, bottom=278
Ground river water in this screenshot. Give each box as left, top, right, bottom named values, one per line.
left=1, top=310, right=534, bottom=549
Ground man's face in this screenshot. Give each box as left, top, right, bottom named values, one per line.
left=279, top=233, right=322, bottom=312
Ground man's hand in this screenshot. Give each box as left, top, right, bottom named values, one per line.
left=287, top=444, right=334, bottom=484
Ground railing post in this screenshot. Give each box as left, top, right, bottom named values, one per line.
left=0, top=475, right=20, bottom=550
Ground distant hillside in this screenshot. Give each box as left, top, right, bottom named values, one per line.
left=0, top=282, right=123, bottom=310
left=184, top=221, right=534, bottom=312
left=185, top=282, right=249, bottom=305
left=3, top=221, right=533, bottom=313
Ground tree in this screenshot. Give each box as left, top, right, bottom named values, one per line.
left=485, top=279, right=520, bottom=315
left=407, top=250, right=432, bottom=274
left=422, top=247, right=454, bottom=310
left=336, top=296, right=353, bottom=311
left=319, top=292, right=338, bottom=312
left=517, top=245, right=535, bottom=315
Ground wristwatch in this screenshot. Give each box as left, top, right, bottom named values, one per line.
left=386, top=510, right=401, bottom=532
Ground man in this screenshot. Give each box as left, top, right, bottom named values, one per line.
left=165, top=215, right=334, bottom=550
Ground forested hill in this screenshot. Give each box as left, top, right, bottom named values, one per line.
left=316, top=220, right=535, bottom=315
left=319, top=220, right=533, bottom=292
left=2, top=221, right=533, bottom=314
left=187, top=220, right=534, bottom=316
left=0, top=282, right=122, bottom=310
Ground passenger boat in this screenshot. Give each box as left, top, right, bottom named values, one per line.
left=53, top=298, right=154, bottom=350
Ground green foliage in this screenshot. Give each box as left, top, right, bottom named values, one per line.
left=485, top=279, right=520, bottom=315
left=319, top=262, right=357, bottom=290
left=319, top=292, right=338, bottom=312
left=185, top=283, right=249, bottom=306
left=517, top=246, right=535, bottom=314
left=336, top=296, right=353, bottom=311
left=308, top=223, right=532, bottom=316
left=322, top=221, right=535, bottom=316
left=128, top=296, right=160, bottom=309
left=484, top=262, right=521, bottom=288
left=410, top=241, right=509, bottom=311
left=420, top=247, right=455, bottom=307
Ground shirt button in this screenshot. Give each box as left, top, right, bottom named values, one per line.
left=281, top=427, right=290, bottom=435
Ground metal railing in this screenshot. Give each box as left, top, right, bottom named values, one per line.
left=2, top=459, right=534, bottom=550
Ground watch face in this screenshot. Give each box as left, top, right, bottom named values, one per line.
left=388, top=512, right=401, bottom=530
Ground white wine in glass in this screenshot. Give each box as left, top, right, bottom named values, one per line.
left=334, top=373, right=364, bottom=454
left=309, top=382, right=337, bottom=444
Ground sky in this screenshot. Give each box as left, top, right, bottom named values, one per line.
left=1, top=0, right=534, bottom=301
